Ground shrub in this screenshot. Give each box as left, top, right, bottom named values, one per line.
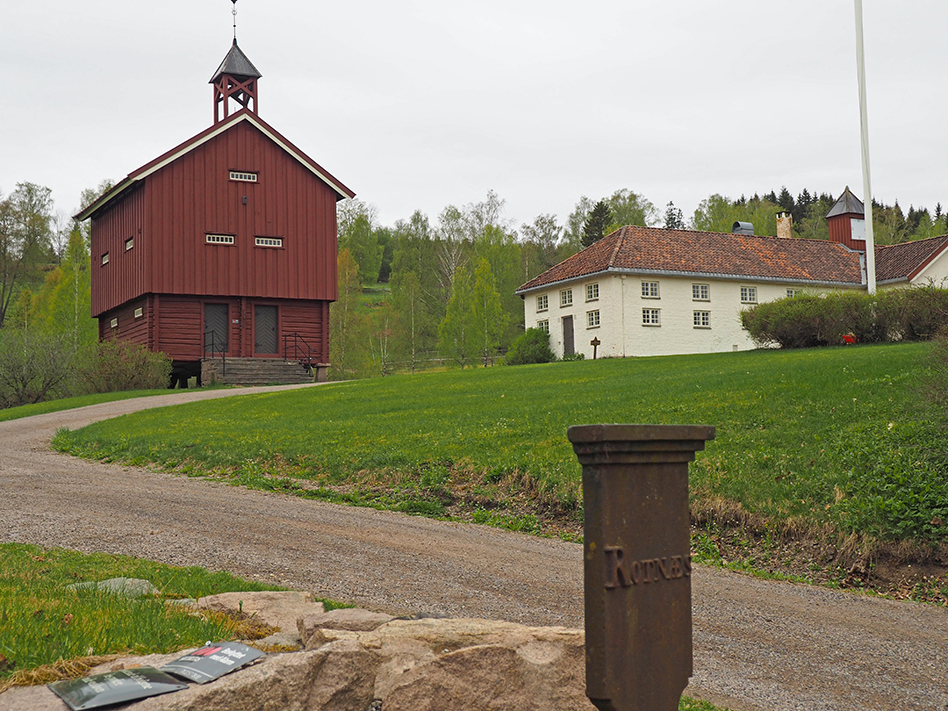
left=742, top=286, right=948, bottom=349
left=0, top=329, right=74, bottom=408
left=504, top=327, right=555, bottom=365
left=77, top=340, right=172, bottom=393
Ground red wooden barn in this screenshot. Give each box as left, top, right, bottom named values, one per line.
left=76, top=40, right=354, bottom=386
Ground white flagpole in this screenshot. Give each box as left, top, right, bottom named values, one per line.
left=854, top=0, right=877, bottom=293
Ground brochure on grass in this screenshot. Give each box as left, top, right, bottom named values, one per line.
left=48, top=667, right=187, bottom=710
left=161, top=641, right=265, bottom=684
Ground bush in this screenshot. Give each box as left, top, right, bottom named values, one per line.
left=504, top=327, right=555, bottom=365
left=0, top=329, right=74, bottom=408
left=742, top=286, right=948, bottom=349
left=77, top=340, right=172, bottom=393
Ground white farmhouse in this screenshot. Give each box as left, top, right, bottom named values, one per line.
left=515, top=189, right=948, bottom=359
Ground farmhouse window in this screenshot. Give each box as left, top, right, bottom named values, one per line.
left=229, top=171, right=258, bottom=183
left=560, top=289, right=573, bottom=307
left=255, top=237, right=283, bottom=248
left=641, top=281, right=660, bottom=299
left=587, top=310, right=600, bottom=328
left=786, top=288, right=798, bottom=298
left=537, top=319, right=549, bottom=333
left=692, top=283, right=709, bottom=301
left=693, top=310, right=710, bottom=328
left=642, top=308, right=661, bottom=326
left=586, top=283, right=599, bottom=301
left=125, top=237, right=134, bottom=251
left=536, top=294, right=548, bottom=312
left=206, top=234, right=235, bottom=245
left=740, top=286, right=757, bottom=304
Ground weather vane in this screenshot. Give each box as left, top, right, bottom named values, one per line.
left=231, top=0, right=238, bottom=41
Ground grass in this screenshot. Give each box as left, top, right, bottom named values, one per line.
left=52, top=342, right=947, bottom=547
left=0, top=543, right=302, bottom=690
left=0, top=388, right=182, bottom=423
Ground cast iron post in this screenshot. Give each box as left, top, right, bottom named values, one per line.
left=569, top=424, right=715, bottom=711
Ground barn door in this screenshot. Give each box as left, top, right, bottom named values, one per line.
left=562, top=315, right=574, bottom=356
left=254, top=305, right=278, bottom=355
left=204, top=303, right=229, bottom=354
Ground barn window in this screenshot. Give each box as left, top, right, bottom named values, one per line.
left=125, top=237, right=134, bottom=251
left=134, top=307, right=143, bottom=318
left=110, top=317, right=118, bottom=328
left=206, top=234, right=235, bottom=245
left=101, top=252, right=109, bottom=265
left=255, top=237, right=283, bottom=248
left=230, top=171, right=258, bottom=183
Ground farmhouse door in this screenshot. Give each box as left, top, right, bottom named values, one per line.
left=562, top=315, right=574, bottom=356
left=204, top=304, right=229, bottom=354
left=254, top=305, right=278, bottom=355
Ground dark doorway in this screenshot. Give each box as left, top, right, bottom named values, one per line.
left=254, top=305, right=278, bottom=354
left=562, top=315, right=574, bottom=356
left=204, top=303, right=229, bottom=354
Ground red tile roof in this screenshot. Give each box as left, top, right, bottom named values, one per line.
left=876, top=235, right=948, bottom=282
left=517, top=226, right=866, bottom=293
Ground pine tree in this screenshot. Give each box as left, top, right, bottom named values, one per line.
left=663, top=202, right=685, bottom=229
left=582, top=200, right=612, bottom=248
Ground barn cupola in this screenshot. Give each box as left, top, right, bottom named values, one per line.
left=211, top=39, right=262, bottom=123
left=825, top=186, right=867, bottom=251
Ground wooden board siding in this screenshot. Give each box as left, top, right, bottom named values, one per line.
left=90, top=185, right=146, bottom=317
left=98, top=298, right=150, bottom=346
left=140, top=121, right=338, bottom=306
left=154, top=296, right=204, bottom=360
left=280, top=300, right=329, bottom=362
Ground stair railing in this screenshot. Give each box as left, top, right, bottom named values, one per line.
left=203, top=330, right=226, bottom=377
left=283, top=332, right=316, bottom=371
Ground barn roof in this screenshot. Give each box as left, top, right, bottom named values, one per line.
left=516, top=225, right=866, bottom=293
left=75, top=108, right=354, bottom=221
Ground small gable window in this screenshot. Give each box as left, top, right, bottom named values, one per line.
left=230, top=171, right=258, bottom=183
left=206, top=234, right=235, bottom=245
left=125, top=237, right=134, bottom=251
left=255, top=237, right=283, bottom=248
left=101, top=252, right=109, bottom=265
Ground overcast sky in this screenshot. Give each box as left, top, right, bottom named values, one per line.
left=3, top=1, right=945, bottom=232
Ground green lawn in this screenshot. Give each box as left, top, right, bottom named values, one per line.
left=52, top=342, right=948, bottom=544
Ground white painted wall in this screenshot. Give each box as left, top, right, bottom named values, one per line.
left=522, top=274, right=860, bottom=359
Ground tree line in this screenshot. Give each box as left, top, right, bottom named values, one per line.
left=3, top=180, right=946, bottom=396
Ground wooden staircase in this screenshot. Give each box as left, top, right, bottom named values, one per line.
left=201, top=357, right=315, bottom=386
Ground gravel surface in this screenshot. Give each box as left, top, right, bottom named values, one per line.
left=1, top=385, right=946, bottom=711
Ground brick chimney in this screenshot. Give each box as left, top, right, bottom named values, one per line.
left=776, top=211, right=793, bottom=240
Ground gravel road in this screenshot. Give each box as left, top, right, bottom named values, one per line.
left=1, top=385, right=946, bottom=711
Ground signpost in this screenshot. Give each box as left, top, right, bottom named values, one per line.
left=569, top=424, right=715, bottom=711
